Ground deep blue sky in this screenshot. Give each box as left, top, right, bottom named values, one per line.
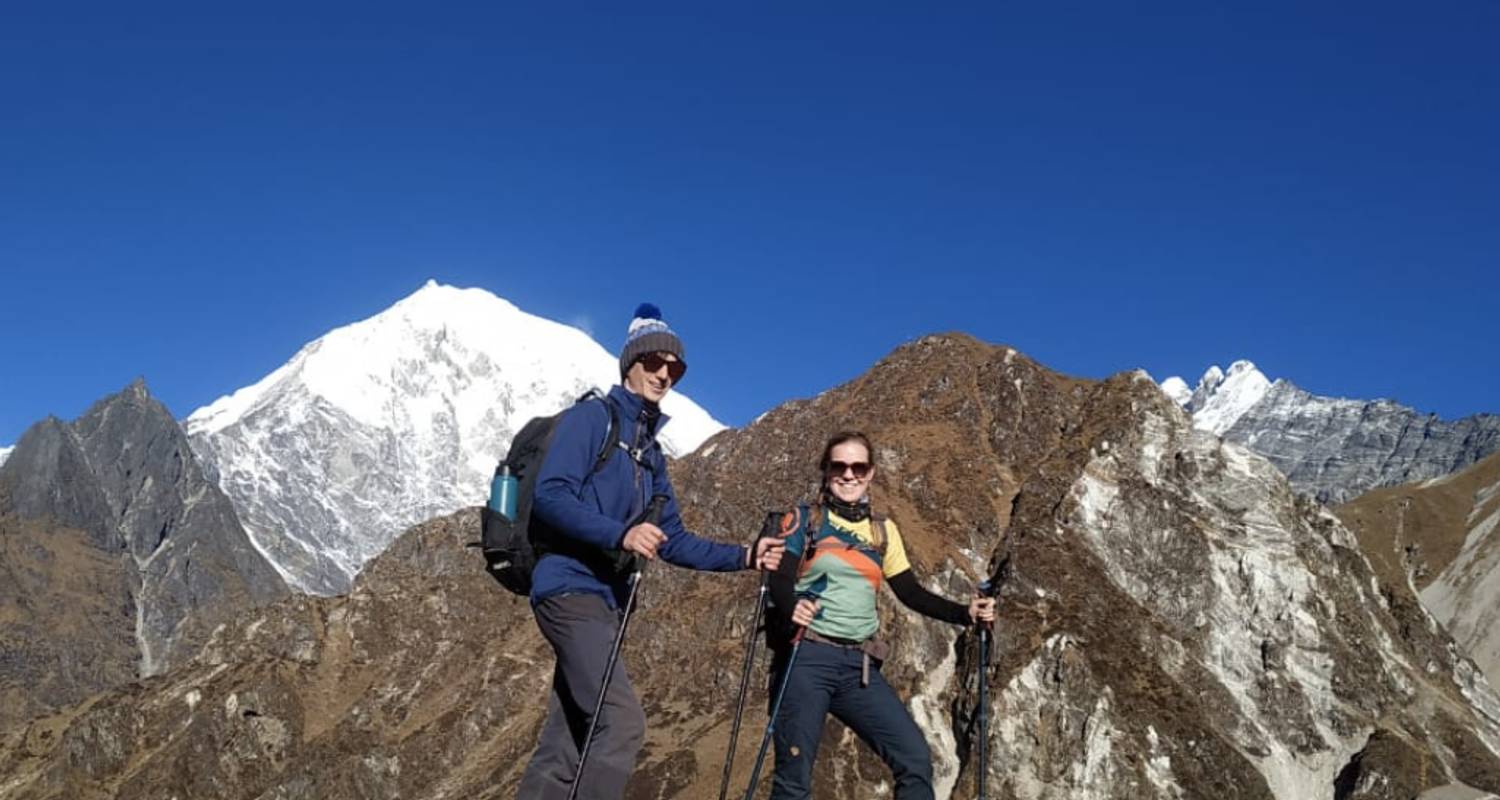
left=3, top=3, right=1497, bottom=445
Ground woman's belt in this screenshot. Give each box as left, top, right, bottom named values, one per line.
left=803, top=630, right=890, bottom=686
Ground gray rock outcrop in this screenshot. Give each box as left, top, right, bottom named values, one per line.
left=0, top=379, right=287, bottom=730
left=1164, top=363, right=1500, bottom=505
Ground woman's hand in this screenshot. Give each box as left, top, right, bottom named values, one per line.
left=791, top=598, right=821, bottom=628
left=969, top=596, right=997, bottom=624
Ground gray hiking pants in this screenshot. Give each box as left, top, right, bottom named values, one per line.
left=516, top=592, right=646, bottom=800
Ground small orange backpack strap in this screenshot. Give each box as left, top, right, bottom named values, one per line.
left=777, top=507, right=802, bottom=538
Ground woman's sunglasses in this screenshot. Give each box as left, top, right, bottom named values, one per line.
left=637, top=353, right=687, bottom=383
left=826, top=460, right=872, bottom=479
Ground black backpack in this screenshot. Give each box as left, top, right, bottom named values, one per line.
left=478, top=392, right=621, bottom=595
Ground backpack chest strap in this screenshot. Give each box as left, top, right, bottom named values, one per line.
left=615, top=439, right=657, bottom=469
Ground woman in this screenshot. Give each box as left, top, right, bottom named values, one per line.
left=766, top=431, right=996, bottom=800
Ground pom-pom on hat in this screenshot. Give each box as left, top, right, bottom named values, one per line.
left=619, top=303, right=687, bottom=380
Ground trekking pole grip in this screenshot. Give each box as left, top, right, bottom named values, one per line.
left=618, top=495, right=669, bottom=573
left=641, top=494, right=668, bottom=571
left=644, top=494, right=668, bottom=525
left=977, top=578, right=1000, bottom=631
left=791, top=590, right=820, bottom=644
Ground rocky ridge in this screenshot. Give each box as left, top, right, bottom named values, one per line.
left=3, top=336, right=1499, bottom=799
left=1163, top=363, right=1500, bottom=505
left=0, top=380, right=286, bottom=732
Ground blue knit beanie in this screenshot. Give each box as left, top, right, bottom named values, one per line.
left=619, top=303, right=687, bottom=379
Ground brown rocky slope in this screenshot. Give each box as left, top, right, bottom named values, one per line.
left=1338, top=452, right=1500, bottom=694
left=2, top=335, right=1498, bottom=799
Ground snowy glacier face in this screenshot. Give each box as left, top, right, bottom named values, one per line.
left=1181, top=361, right=1272, bottom=436
left=185, top=281, right=726, bottom=594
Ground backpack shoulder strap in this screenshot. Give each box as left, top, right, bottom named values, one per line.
left=585, top=395, right=621, bottom=474
left=870, top=513, right=890, bottom=616
left=777, top=505, right=805, bottom=538
left=793, top=503, right=818, bottom=568
left=870, top=512, right=889, bottom=555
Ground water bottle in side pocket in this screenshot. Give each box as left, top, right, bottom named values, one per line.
left=489, top=464, right=518, bottom=521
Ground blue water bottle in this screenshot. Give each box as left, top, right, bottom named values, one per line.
left=489, top=464, right=518, bottom=521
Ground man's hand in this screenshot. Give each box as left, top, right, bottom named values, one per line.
left=791, top=598, right=821, bottom=628
left=969, top=596, right=997, bottom=624
left=748, top=537, right=785, bottom=571
left=622, top=522, right=667, bottom=560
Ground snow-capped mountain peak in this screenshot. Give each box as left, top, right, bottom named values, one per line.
left=1161, top=360, right=1500, bottom=504
left=1162, top=360, right=1271, bottom=436
left=1159, top=376, right=1192, bottom=407
left=1186, top=365, right=1224, bottom=411
left=0, top=445, right=12, bottom=467
left=190, top=281, right=719, bottom=467
left=185, top=281, right=726, bottom=594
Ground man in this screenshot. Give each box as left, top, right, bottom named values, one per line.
left=516, top=303, right=783, bottom=800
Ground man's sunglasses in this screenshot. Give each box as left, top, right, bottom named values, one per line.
left=826, top=460, right=872, bottom=479
left=637, top=353, right=687, bottom=383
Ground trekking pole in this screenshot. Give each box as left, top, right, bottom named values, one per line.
left=720, top=512, right=794, bottom=800
left=976, top=578, right=998, bottom=800
left=742, top=590, right=818, bottom=800
left=567, top=494, right=667, bottom=800
left=718, top=566, right=770, bottom=800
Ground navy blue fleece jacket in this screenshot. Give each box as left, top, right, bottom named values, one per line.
left=529, top=384, right=748, bottom=608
